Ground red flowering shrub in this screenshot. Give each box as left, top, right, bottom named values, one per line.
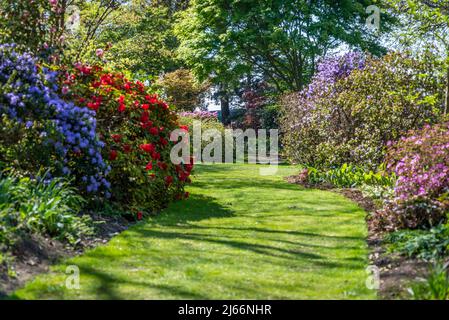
left=62, top=63, right=193, bottom=212
left=369, top=123, right=449, bottom=232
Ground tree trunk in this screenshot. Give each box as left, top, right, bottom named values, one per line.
left=220, top=91, right=230, bottom=124
left=219, top=84, right=231, bottom=125
left=445, top=65, right=449, bottom=115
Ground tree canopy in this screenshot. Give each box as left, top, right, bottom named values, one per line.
left=176, top=0, right=395, bottom=93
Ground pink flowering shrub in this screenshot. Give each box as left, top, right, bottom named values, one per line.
left=388, top=124, right=449, bottom=202
left=370, top=123, right=449, bottom=232
left=179, top=111, right=218, bottom=120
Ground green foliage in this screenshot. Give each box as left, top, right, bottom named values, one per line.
left=0, top=172, right=92, bottom=247
left=387, top=0, right=449, bottom=51
left=386, top=224, right=449, bottom=262
left=409, top=263, right=449, bottom=300
left=258, top=104, right=281, bottom=130
left=0, top=0, right=61, bottom=52
left=305, top=164, right=396, bottom=188
left=74, top=2, right=181, bottom=76
left=178, top=113, right=231, bottom=161
left=156, top=69, right=209, bottom=111
left=176, top=0, right=394, bottom=92
left=0, top=115, right=58, bottom=179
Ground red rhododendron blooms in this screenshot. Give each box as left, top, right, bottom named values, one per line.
left=137, top=211, right=143, bottom=220
left=178, top=171, right=188, bottom=181
left=180, top=125, right=189, bottom=132
left=149, top=127, right=159, bottom=136
left=159, top=137, right=168, bottom=146
left=141, top=122, right=154, bottom=130
left=123, top=144, right=132, bottom=153
left=165, top=176, right=173, bottom=186
left=140, top=111, right=150, bottom=123
left=140, top=143, right=155, bottom=153
left=157, top=161, right=168, bottom=170
left=109, top=150, right=118, bottom=161
left=145, top=94, right=159, bottom=104
left=111, top=134, right=122, bottom=143
left=101, top=74, right=113, bottom=85
left=151, top=151, right=161, bottom=160
left=64, top=62, right=193, bottom=212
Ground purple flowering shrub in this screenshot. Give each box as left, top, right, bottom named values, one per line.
left=281, top=52, right=366, bottom=166
left=370, top=123, right=449, bottom=232
left=0, top=44, right=109, bottom=195
left=281, top=51, right=444, bottom=169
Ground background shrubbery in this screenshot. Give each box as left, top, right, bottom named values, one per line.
left=178, top=111, right=230, bottom=162
left=281, top=52, right=444, bottom=169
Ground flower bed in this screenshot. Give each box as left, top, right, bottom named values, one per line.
left=62, top=63, right=192, bottom=211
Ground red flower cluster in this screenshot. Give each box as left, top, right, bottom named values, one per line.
left=62, top=63, right=194, bottom=211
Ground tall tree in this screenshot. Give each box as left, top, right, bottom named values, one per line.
left=176, top=0, right=395, bottom=123
left=387, top=0, right=449, bottom=113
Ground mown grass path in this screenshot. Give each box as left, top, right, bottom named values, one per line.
left=12, top=164, right=375, bottom=299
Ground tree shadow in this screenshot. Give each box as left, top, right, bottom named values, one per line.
left=153, top=194, right=235, bottom=225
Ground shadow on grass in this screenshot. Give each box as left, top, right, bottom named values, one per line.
left=153, top=194, right=235, bottom=225
left=6, top=179, right=367, bottom=300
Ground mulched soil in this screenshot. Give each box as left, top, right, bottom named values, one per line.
left=286, top=173, right=431, bottom=300
left=0, top=214, right=131, bottom=298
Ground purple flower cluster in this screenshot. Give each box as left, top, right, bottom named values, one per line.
left=306, top=52, right=365, bottom=98
left=287, top=52, right=365, bottom=130
left=0, top=43, right=109, bottom=195
left=0, top=44, right=52, bottom=121
left=179, top=110, right=218, bottom=120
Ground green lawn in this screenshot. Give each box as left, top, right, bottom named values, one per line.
left=11, top=164, right=375, bottom=299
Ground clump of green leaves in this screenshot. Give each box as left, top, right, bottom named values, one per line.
left=0, top=172, right=93, bottom=247
left=386, top=224, right=449, bottom=262
left=409, top=263, right=449, bottom=300
left=305, top=164, right=396, bottom=189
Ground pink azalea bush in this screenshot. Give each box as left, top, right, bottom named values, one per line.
left=370, top=123, right=449, bottom=232
left=388, top=124, right=449, bottom=202
left=179, top=111, right=218, bottom=120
